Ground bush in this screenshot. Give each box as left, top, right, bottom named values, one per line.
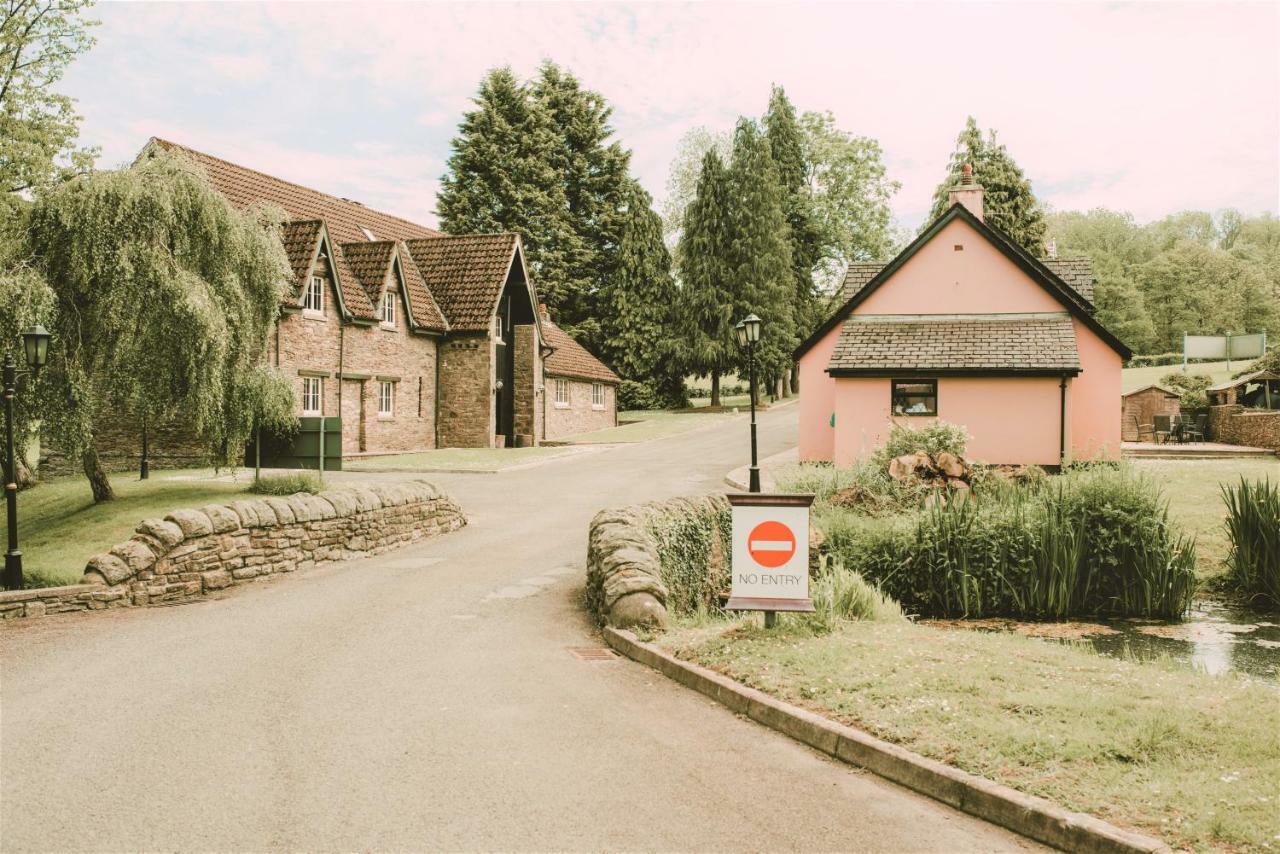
left=824, top=468, right=1197, bottom=620
left=809, top=555, right=904, bottom=630
left=777, top=461, right=933, bottom=515
left=870, top=420, right=969, bottom=469
left=618, top=378, right=687, bottom=411
left=647, top=501, right=732, bottom=617
left=1222, top=478, right=1280, bottom=609
left=249, top=473, right=322, bottom=496
left=1159, top=371, right=1213, bottom=410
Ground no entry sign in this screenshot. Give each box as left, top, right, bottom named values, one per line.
left=726, top=493, right=815, bottom=614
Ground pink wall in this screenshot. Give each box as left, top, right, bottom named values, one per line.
left=857, top=219, right=1063, bottom=316
left=798, top=323, right=841, bottom=461
left=831, top=376, right=1065, bottom=466
left=1069, top=320, right=1124, bottom=460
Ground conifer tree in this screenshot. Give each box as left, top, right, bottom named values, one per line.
left=929, top=116, right=1047, bottom=254
left=675, top=150, right=737, bottom=406
left=726, top=119, right=795, bottom=401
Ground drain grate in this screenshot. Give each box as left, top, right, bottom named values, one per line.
left=568, top=646, right=618, bottom=661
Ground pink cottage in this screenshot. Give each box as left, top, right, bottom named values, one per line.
left=795, top=170, right=1130, bottom=467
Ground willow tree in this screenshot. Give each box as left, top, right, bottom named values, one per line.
left=28, top=151, right=296, bottom=501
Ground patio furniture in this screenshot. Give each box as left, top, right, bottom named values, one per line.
left=1153, top=414, right=1173, bottom=444
left=1183, top=414, right=1208, bottom=443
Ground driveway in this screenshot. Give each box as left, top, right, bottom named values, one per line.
left=0, top=405, right=1038, bottom=852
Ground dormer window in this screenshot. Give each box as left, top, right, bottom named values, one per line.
left=381, top=290, right=396, bottom=327
left=303, top=276, right=324, bottom=315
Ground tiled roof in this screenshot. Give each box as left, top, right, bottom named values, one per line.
left=326, top=244, right=377, bottom=320
left=827, top=313, right=1080, bottom=373
left=280, top=220, right=322, bottom=288
left=839, top=263, right=886, bottom=302
left=150, top=138, right=442, bottom=245
left=403, top=234, right=518, bottom=332
left=340, top=241, right=396, bottom=299
left=542, top=319, right=620, bottom=383
left=396, top=242, right=449, bottom=333
left=1042, top=258, right=1094, bottom=303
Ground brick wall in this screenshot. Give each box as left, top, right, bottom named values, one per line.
left=0, top=481, right=464, bottom=620
left=437, top=334, right=493, bottom=447
left=544, top=377, right=616, bottom=440
left=513, top=323, right=541, bottom=445
left=1209, top=404, right=1280, bottom=450
left=40, top=411, right=209, bottom=478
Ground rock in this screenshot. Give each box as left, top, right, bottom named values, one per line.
left=320, top=490, right=355, bottom=517
left=935, top=451, right=967, bottom=479
left=201, top=569, right=232, bottom=591
left=609, top=592, right=667, bottom=629
left=24, top=601, right=46, bottom=618
left=136, top=518, right=184, bottom=549
left=262, top=497, right=293, bottom=525
left=227, top=500, right=260, bottom=528
left=201, top=504, right=240, bottom=533
left=166, top=509, right=213, bottom=539
left=84, top=553, right=132, bottom=586
left=111, top=539, right=157, bottom=573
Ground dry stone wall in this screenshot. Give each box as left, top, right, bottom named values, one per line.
left=0, top=481, right=464, bottom=621
left=1210, top=404, right=1280, bottom=450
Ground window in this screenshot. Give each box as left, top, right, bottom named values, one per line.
left=378, top=381, right=394, bottom=417
left=592, top=382, right=605, bottom=409
left=381, top=290, right=396, bottom=327
left=302, top=377, right=323, bottom=415
left=303, top=276, right=324, bottom=314
left=357, top=225, right=376, bottom=241
left=891, top=379, right=937, bottom=416
left=554, top=378, right=569, bottom=407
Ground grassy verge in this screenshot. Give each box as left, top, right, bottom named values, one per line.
left=5, top=471, right=250, bottom=587
left=561, top=409, right=731, bottom=444
left=344, top=446, right=574, bottom=471
left=1133, top=458, right=1279, bottom=579
left=1122, top=359, right=1253, bottom=393
left=661, top=619, right=1279, bottom=851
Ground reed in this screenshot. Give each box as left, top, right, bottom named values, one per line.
left=1222, top=477, right=1280, bottom=609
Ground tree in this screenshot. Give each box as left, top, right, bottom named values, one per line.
left=660, top=126, right=731, bottom=245
left=438, top=67, right=584, bottom=322
left=725, top=118, right=795, bottom=400
left=597, top=179, right=683, bottom=405
left=929, top=116, right=1046, bottom=254
left=27, top=151, right=296, bottom=501
left=0, top=0, right=98, bottom=200
left=674, top=150, right=737, bottom=406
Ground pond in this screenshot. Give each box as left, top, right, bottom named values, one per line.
left=928, top=600, right=1280, bottom=681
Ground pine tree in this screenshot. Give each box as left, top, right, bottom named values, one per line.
left=726, top=119, right=795, bottom=401
left=929, top=116, right=1047, bottom=254
left=437, top=67, right=584, bottom=318
left=675, top=150, right=737, bottom=406
left=764, top=85, right=822, bottom=394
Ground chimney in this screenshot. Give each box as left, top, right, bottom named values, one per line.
left=538, top=302, right=550, bottom=323
left=947, top=162, right=984, bottom=222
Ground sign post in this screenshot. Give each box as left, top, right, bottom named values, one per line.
left=725, top=493, right=815, bottom=626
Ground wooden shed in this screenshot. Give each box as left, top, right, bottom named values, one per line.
left=1121, top=385, right=1181, bottom=441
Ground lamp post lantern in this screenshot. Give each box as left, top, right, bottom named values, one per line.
left=3, top=325, right=51, bottom=591
left=735, top=313, right=762, bottom=493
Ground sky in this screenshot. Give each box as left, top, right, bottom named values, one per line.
left=64, top=1, right=1279, bottom=233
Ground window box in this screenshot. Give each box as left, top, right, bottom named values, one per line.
left=891, top=379, right=937, bottom=416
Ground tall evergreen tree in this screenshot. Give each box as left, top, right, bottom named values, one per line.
left=675, top=150, right=737, bottom=406
left=437, top=67, right=584, bottom=320
left=929, top=116, right=1047, bottom=254
left=726, top=119, right=795, bottom=400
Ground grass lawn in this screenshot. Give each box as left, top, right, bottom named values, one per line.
left=1135, top=457, right=1279, bottom=578
left=560, top=409, right=732, bottom=444
left=661, top=618, right=1280, bottom=851
left=1122, top=359, right=1254, bottom=393
left=5, top=470, right=251, bottom=587
left=344, top=446, right=574, bottom=472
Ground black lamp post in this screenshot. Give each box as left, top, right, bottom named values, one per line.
left=735, top=313, right=762, bottom=493
left=3, top=325, right=51, bottom=590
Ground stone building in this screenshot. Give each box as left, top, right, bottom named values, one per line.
left=539, top=308, right=620, bottom=440
left=63, top=138, right=621, bottom=469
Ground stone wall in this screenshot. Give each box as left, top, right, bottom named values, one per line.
left=545, top=377, right=617, bottom=440
left=1210, top=404, right=1280, bottom=450
left=512, top=323, right=541, bottom=445
left=0, top=481, right=464, bottom=621
left=40, top=411, right=209, bottom=478
left=437, top=334, right=493, bottom=447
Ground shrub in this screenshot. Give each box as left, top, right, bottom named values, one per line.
left=871, top=420, right=969, bottom=469
left=647, top=501, right=732, bottom=616
left=249, top=473, right=322, bottom=496
left=775, top=460, right=927, bottom=512
left=1159, top=372, right=1213, bottom=410
left=824, top=468, right=1197, bottom=620
left=809, top=555, right=903, bottom=630
left=619, top=377, right=688, bottom=411
left=1222, top=478, right=1280, bottom=609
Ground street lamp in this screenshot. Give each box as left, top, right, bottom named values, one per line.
left=3, top=325, right=51, bottom=590
left=735, top=313, right=762, bottom=493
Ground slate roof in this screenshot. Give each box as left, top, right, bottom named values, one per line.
left=150, top=138, right=441, bottom=245
left=835, top=257, right=1095, bottom=307
left=403, top=234, right=519, bottom=332
left=542, top=319, right=620, bottom=383
left=827, top=313, right=1080, bottom=374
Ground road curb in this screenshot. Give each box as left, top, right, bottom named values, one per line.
left=603, top=626, right=1171, bottom=854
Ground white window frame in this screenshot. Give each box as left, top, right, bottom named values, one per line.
left=554, top=378, right=570, bottom=408
left=591, top=382, right=605, bottom=410
left=302, top=377, right=323, bottom=415
left=381, top=290, right=396, bottom=327
left=378, top=380, right=395, bottom=418
left=303, top=276, right=324, bottom=316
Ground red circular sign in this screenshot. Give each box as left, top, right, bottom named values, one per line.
left=748, top=520, right=796, bottom=568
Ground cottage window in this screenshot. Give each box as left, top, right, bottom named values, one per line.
left=302, top=376, right=323, bottom=415
left=381, top=290, right=396, bottom=327
left=303, top=276, right=324, bottom=315
left=378, top=381, right=395, bottom=417
left=891, top=379, right=937, bottom=416
left=592, top=382, right=605, bottom=409
left=554, top=378, right=570, bottom=407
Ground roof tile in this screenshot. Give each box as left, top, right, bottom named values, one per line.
left=403, top=234, right=518, bottom=332
left=542, top=319, right=620, bottom=383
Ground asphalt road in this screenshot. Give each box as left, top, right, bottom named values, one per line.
left=0, top=405, right=1039, bottom=852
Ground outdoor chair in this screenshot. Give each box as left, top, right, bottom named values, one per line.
left=1152, top=414, right=1173, bottom=444
left=1183, top=414, right=1208, bottom=443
